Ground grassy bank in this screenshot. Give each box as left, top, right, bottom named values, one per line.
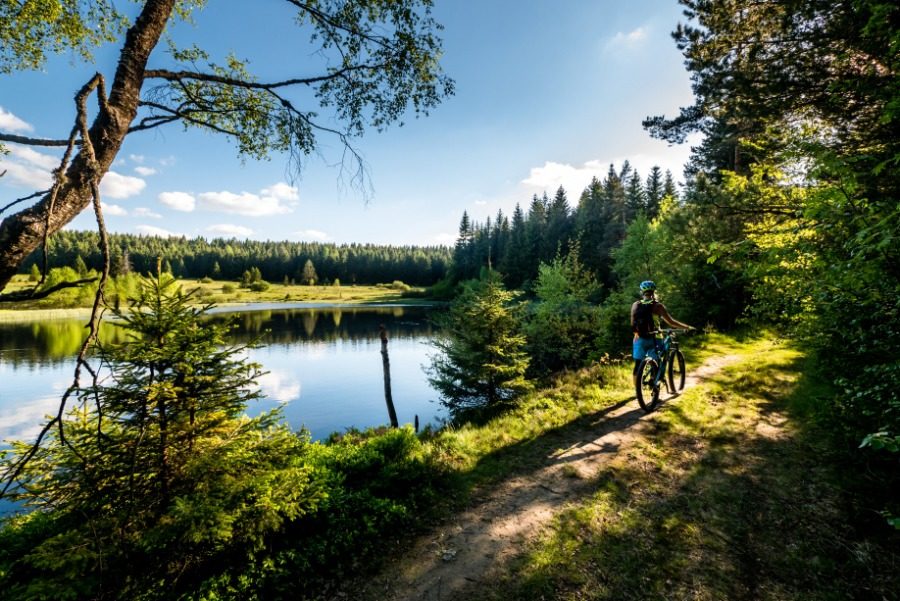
left=0, top=275, right=431, bottom=321
left=462, top=338, right=899, bottom=600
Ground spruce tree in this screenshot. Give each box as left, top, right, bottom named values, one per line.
left=428, top=270, right=530, bottom=414
left=0, top=274, right=320, bottom=600
left=645, top=166, right=664, bottom=218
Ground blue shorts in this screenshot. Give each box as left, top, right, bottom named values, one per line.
left=633, top=337, right=661, bottom=361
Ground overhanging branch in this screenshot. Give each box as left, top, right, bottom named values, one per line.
left=0, top=277, right=98, bottom=303
left=0, top=133, right=77, bottom=147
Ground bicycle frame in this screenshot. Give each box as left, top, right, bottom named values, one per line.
left=635, top=328, right=687, bottom=412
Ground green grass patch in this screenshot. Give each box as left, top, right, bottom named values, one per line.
left=478, top=337, right=900, bottom=600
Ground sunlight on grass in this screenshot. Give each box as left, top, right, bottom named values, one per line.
left=478, top=334, right=898, bottom=600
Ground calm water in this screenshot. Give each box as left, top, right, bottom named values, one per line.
left=0, top=304, right=445, bottom=447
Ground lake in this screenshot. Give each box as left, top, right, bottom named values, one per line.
left=0, top=304, right=446, bottom=448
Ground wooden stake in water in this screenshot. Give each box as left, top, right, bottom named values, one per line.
left=380, top=324, right=399, bottom=428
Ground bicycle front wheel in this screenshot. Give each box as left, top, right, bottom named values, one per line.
left=668, top=349, right=686, bottom=393
left=636, top=357, right=661, bottom=412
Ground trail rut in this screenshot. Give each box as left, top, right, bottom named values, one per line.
left=358, top=353, right=745, bottom=601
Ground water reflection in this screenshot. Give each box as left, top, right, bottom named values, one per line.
left=0, top=305, right=443, bottom=443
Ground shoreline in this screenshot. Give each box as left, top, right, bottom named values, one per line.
left=0, top=298, right=443, bottom=323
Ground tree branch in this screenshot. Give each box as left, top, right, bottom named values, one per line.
left=143, top=62, right=385, bottom=90
left=0, top=133, right=75, bottom=147
left=0, top=277, right=98, bottom=303
left=0, top=189, right=50, bottom=217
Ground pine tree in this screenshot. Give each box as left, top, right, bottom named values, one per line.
left=625, top=170, right=645, bottom=222
left=301, top=259, right=318, bottom=285
left=663, top=170, right=678, bottom=201
left=73, top=255, right=88, bottom=277
left=545, top=186, right=573, bottom=260
left=0, top=274, right=319, bottom=599
left=28, top=263, right=40, bottom=282
left=428, top=270, right=530, bottom=413
left=645, top=166, right=664, bottom=218
left=452, top=211, right=475, bottom=281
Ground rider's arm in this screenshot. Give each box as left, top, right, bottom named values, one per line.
left=655, top=303, right=693, bottom=330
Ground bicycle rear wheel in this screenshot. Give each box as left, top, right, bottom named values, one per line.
left=668, top=349, right=686, bottom=393
left=636, top=357, right=661, bottom=412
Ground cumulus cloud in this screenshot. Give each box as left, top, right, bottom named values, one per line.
left=0, top=106, right=34, bottom=133
left=294, top=229, right=329, bottom=241
left=8, top=145, right=59, bottom=170
left=158, top=191, right=196, bottom=212
left=100, top=171, right=146, bottom=199
left=260, top=182, right=299, bottom=202
left=136, top=225, right=179, bottom=237
left=133, top=207, right=162, bottom=219
left=101, top=202, right=128, bottom=216
left=434, top=232, right=456, bottom=245
left=134, top=166, right=157, bottom=176
left=0, top=145, right=59, bottom=188
left=207, top=224, right=254, bottom=237
left=522, top=147, right=693, bottom=196
left=0, top=162, right=53, bottom=189
left=198, top=189, right=293, bottom=217
left=605, top=26, right=648, bottom=51
left=129, top=154, right=145, bottom=163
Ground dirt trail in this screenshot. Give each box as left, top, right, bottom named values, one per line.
left=359, top=353, right=745, bottom=601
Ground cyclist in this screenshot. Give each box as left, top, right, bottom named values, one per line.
left=631, top=280, right=692, bottom=384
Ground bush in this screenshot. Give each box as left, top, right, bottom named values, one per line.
left=249, top=280, right=270, bottom=292
left=221, top=283, right=236, bottom=293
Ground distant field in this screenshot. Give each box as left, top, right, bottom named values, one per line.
left=0, top=275, right=430, bottom=321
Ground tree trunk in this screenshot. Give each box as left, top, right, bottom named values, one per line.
left=380, top=325, right=399, bottom=428
left=0, top=0, right=177, bottom=291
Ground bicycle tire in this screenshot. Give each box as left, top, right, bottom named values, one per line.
left=668, top=349, right=686, bottom=392
left=636, top=357, right=661, bottom=412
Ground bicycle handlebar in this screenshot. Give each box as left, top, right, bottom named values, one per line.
left=648, top=328, right=692, bottom=335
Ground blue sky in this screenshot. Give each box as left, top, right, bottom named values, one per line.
left=0, top=1, right=697, bottom=247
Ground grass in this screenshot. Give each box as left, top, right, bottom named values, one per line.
left=0, top=275, right=431, bottom=322
left=466, top=338, right=900, bottom=600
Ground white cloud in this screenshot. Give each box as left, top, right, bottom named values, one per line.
left=0, top=107, right=34, bottom=133
left=260, top=182, right=299, bottom=202
left=294, top=229, right=329, bottom=241
left=100, top=171, right=146, bottom=199
left=605, top=26, right=648, bottom=51
left=474, top=200, right=488, bottom=206
left=158, top=191, right=196, bottom=212
left=198, top=189, right=293, bottom=217
left=522, top=143, right=694, bottom=197
left=434, top=233, right=456, bottom=245
left=134, top=166, right=157, bottom=177
left=7, top=145, right=59, bottom=170
left=0, top=161, right=53, bottom=189
left=0, top=145, right=60, bottom=188
left=133, top=207, right=162, bottom=219
left=101, top=202, right=128, bottom=216
left=159, top=155, right=176, bottom=166
left=129, top=154, right=145, bottom=163
left=207, top=224, right=254, bottom=237
left=136, top=225, right=179, bottom=237
left=257, top=371, right=301, bottom=404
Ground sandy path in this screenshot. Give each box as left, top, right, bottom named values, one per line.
left=356, top=353, right=744, bottom=601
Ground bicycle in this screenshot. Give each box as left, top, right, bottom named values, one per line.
left=635, top=328, right=688, bottom=412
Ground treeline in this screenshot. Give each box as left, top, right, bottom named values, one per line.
left=450, top=163, right=679, bottom=299
left=441, top=0, right=900, bottom=530
left=27, top=230, right=451, bottom=286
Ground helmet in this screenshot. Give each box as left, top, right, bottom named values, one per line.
left=639, top=280, right=656, bottom=294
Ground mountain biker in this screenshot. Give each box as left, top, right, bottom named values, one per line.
left=631, top=280, right=692, bottom=383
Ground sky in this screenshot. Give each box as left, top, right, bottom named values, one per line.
left=0, top=0, right=698, bottom=248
